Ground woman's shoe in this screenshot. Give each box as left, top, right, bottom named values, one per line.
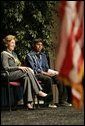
left=38, top=91, right=47, bottom=97
left=38, top=94, right=52, bottom=103
left=24, top=103, right=34, bottom=110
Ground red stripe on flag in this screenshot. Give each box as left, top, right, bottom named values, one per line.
left=59, top=20, right=75, bottom=79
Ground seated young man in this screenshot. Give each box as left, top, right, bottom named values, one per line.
left=25, top=38, right=72, bottom=107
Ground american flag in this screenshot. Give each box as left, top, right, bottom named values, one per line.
left=55, top=1, right=84, bottom=109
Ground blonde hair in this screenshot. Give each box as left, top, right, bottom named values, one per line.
left=3, top=35, right=17, bottom=44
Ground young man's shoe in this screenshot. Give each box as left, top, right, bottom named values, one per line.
left=48, top=104, right=57, bottom=108
left=59, top=101, right=72, bottom=107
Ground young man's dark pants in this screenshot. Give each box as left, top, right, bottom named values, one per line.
left=35, top=73, right=52, bottom=94
left=52, top=77, right=68, bottom=103
left=35, top=73, right=68, bottom=105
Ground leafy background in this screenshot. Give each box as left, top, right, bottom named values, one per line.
left=0, top=1, right=60, bottom=63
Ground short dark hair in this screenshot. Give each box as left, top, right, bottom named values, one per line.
left=33, top=38, right=44, bottom=45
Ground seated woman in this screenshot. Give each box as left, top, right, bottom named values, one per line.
left=1, top=35, right=48, bottom=110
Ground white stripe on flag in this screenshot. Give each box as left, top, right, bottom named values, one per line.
left=72, top=88, right=81, bottom=100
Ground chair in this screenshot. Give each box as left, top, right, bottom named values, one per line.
left=1, top=71, right=42, bottom=110
left=1, top=70, right=20, bottom=111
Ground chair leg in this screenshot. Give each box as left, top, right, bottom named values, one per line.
left=8, top=85, right=11, bottom=111
left=37, top=96, right=40, bottom=108
left=33, top=93, right=36, bottom=108
left=33, top=94, right=40, bottom=108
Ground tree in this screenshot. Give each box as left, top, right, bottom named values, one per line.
left=0, top=1, right=59, bottom=62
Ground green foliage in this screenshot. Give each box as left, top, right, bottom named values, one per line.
left=1, top=1, right=59, bottom=62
